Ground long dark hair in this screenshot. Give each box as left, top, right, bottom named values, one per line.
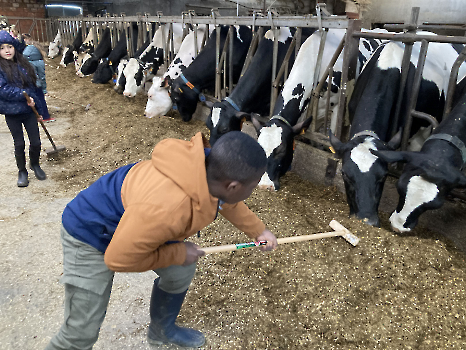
left=0, top=49, right=37, bottom=87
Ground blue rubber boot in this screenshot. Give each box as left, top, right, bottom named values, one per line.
left=147, top=278, right=205, bottom=348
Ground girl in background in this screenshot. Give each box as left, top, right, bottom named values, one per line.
left=22, top=33, right=54, bottom=122
left=0, top=30, right=48, bottom=187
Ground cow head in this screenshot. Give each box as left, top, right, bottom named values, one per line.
left=145, top=77, right=172, bottom=118
left=92, top=59, right=112, bottom=84
left=257, top=116, right=313, bottom=191
left=60, top=46, right=74, bottom=67
left=170, top=77, right=200, bottom=122
left=113, top=59, right=128, bottom=94
left=122, top=58, right=145, bottom=97
left=329, top=131, right=401, bottom=227
left=48, top=41, right=61, bottom=59
left=374, top=149, right=466, bottom=232
left=206, top=100, right=249, bottom=146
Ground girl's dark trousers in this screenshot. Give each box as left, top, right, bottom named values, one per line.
left=5, top=112, right=42, bottom=172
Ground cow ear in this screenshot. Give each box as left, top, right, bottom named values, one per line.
left=371, top=150, right=411, bottom=164
left=292, top=115, right=312, bottom=135
left=250, top=113, right=263, bottom=133
left=204, top=100, right=214, bottom=108
left=328, top=131, right=345, bottom=157
left=387, top=128, right=402, bottom=150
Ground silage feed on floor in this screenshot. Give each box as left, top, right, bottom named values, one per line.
left=44, top=58, right=466, bottom=349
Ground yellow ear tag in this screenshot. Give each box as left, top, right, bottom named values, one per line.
left=329, top=146, right=335, bottom=154
left=240, top=117, right=246, bottom=129
left=300, top=128, right=306, bottom=135
left=108, top=61, right=112, bottom=65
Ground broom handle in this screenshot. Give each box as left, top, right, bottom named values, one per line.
left=22, top=91, right=58, bottom=150
left=200, top=230, right=346, bottom=254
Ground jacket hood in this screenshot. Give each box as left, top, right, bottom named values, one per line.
left=151, top=132, right=213, bottom=206
left=0, top=30, right=23, bottom=51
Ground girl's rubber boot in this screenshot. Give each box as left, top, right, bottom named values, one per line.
left=15, top=153, right=29, bottom=187
left=147, top=278, right=205, bottom=348
left=29, top=146, right=46, bottom=180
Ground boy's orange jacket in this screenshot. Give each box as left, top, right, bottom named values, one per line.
left=104, top=132, right=265, bottom=271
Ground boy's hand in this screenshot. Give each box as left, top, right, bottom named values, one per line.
left=256, top=229, right=278, bottom=251
left=182, top=241, right=205, bottom=266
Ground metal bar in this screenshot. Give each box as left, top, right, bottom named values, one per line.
left=444, top=46, right=466, bottom=116
left=239, top=26, right=262, bottom=78
left=401, top=39, right=430, bottom=151
left=57, top=15, right=350, bottom=29
left=309, top=34, right=345, bottom=133
left=313, top=29, right=328, bottom=89
left=335, top=19, right=361, bottom=140
left=390, top=7, right=420, bottom=138
left=323, top=67, right=334, bottom=132
left=411, top=110, right=439, bottom=129
left=217, top=26, right=232, bottom=99
left=353, top=31, right=466, bottom=45
left=229, top=25, right=233, bottom=95
left=215, top=25, right=221, bottom=99
left=269, top=27, right=280, bottom=117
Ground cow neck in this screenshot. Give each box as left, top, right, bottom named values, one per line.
left=225, top=96, right=241, bottom=112
left=351, top=130, right=380, bottom=141
left=180, top=73, right=205, bottom=102
left=426, top=133, right=466, bottom=167
left=271, top=115, right=292, bottom=128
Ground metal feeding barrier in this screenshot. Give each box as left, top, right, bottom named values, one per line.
left=26, top=6, right=466, bottom=198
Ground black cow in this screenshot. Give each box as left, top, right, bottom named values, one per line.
left=205, top=27, right=316, bottom=146
left=78, top=27, right=112, bottom=77
left=373, top=78, right=466, bottom=232
left=329, top=39, right=466, bottom=227
left=169, top=25, right=253, bottom=122
left=92, top=31, right=128, bottom=84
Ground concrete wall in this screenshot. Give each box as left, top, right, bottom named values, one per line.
left=363, top=0, right=466, bottom=25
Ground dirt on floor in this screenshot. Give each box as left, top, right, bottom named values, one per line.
left=0, top=56, right=465, bottom=350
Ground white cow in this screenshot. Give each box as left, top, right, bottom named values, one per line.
left=145, top=27, right=209, bottom=117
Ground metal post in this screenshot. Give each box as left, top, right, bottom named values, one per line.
left=391, top=7, right=420, bottom=138
left=401, top=39, right=430, bottom=151
left=335, top=19, right=361, bottom=140
left=444, top=45, right=466, bottom=116
left=269, top=27, right=279, bottom=117
left=229, top=25, right=233, bottom=95
left=215, top=25, right=221, bottom=99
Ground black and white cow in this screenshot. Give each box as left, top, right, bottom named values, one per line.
left=48, top=31, right=62, bottom=59
left=329, top=38, right=466, bottom=227
left=74, top=30, right=95, bottom=74
left=60, top=28, right=83, bottom=67
left=169, top=25, right=253, bottom=122
left=122, top=23, right=183, bottom=97
left=77, top=27, right=112, bottom=77
left=373, top=80, right=466, bottom=232
left=206, top=27, right=316, bottom=146
left=145, top=26, right=210, bottom=118
left=114, top=34, right=151, bottom=94
left=253, top=28, right=384, bottom=192
left=92, top=31, right=128, bottom=84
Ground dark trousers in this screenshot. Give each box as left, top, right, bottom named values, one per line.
left=5, top=112, right=41, bottom=156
